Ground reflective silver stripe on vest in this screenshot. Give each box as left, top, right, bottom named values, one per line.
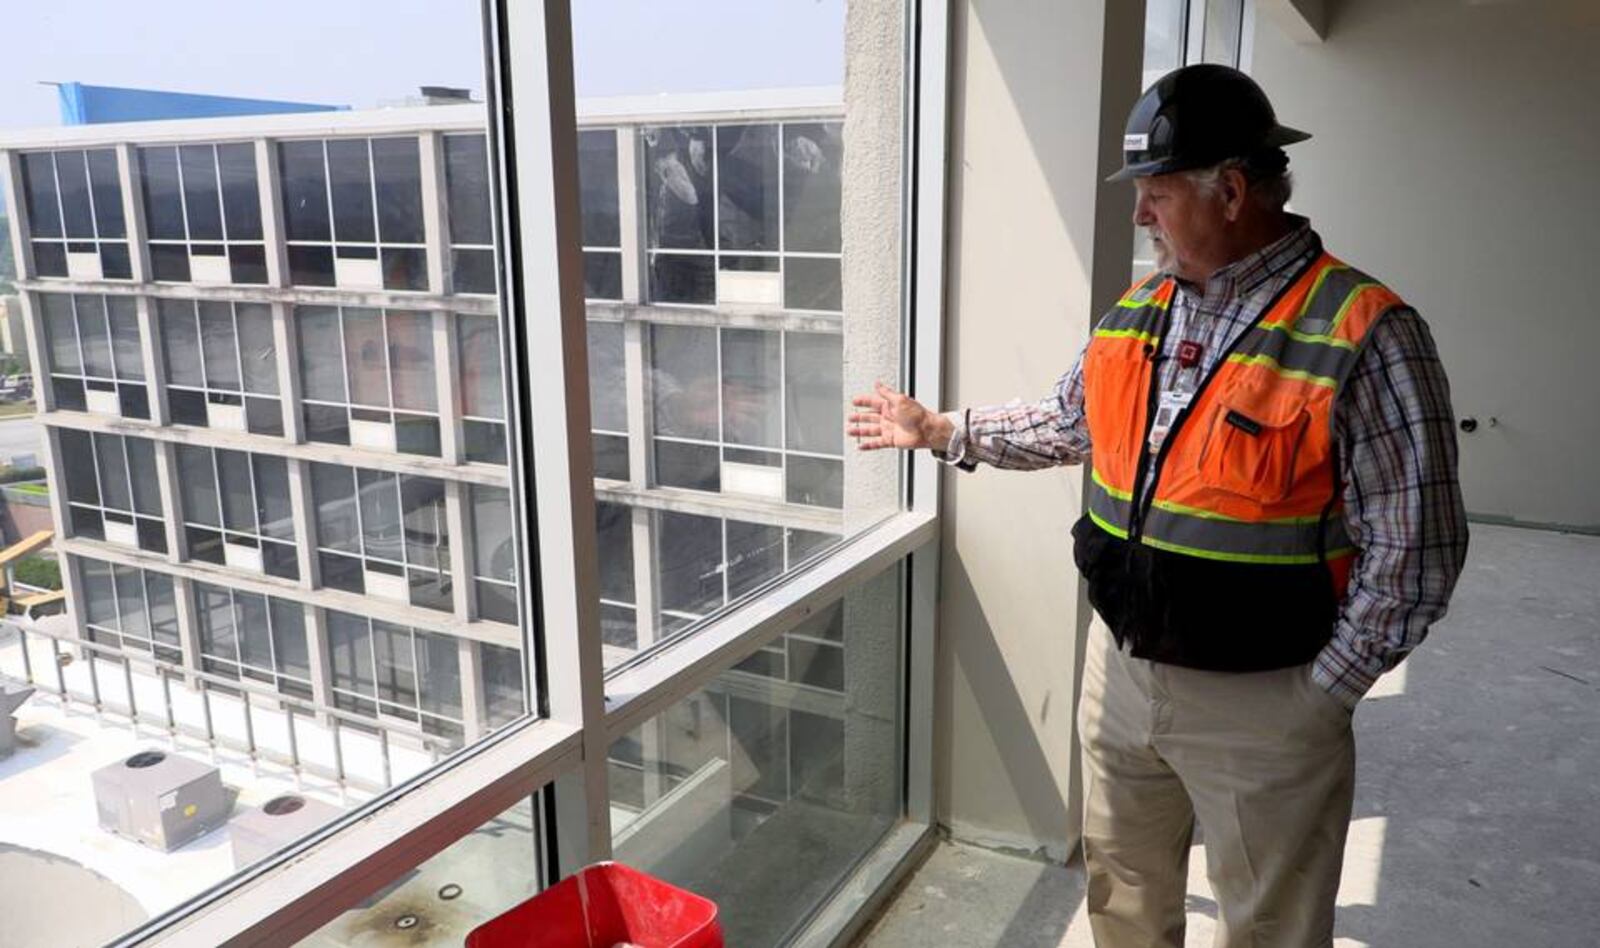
left=1087, top=472, right=1132, bottom=535
left=1228, top=325, right=1356, bottom=386
left=1141, top=505, right=1354, bottom=564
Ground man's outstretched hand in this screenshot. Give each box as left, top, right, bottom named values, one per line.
left=847, top=381, right=954, bottom=452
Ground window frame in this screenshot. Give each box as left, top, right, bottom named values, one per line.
left=96, top=0, right=950, bottom=942
left=138, top=141, right=270, bottom=286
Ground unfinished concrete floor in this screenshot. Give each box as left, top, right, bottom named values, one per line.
left=856, top=523, right=1600, bottom=947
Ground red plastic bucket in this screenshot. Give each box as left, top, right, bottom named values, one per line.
left=465, top=862, right=722, bottom=948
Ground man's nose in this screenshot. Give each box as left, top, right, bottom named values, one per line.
left=1132, top=199, right=1154, bottom=227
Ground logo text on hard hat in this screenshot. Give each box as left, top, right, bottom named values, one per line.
left=1124, top=133, right=1150, bottom=151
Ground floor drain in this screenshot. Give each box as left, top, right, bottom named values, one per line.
left=438, top=884, right=463, bottom=901
left=396, top=914, right=419, bottom=930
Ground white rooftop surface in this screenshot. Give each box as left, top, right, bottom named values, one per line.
left=0, top=625, right=460, bottom=945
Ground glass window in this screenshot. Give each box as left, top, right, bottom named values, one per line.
left=458, top=312, right=507, bottom=464
left=193, top=581, right=313, bottom=699
left=280, top=137, right=430, bottom=291
left=159, top=298, right=282, bottom=435
left=175, top=445, right=299, bottom=580
left=641, top=121, right=844, bottom=312
left=59, top=430, right=166, bottom=553
left=1204, top=0, right=1245, bottom=66
left=443, top=133, right=497, bottom=296
left=77, top=557, right=182, bottom=664
left=19, top=148, right=132, bottom=280
left=139, top=142, right=268, bottom=286
left=610, top=565, right=903, bottom=946
left=311, top=463, right=452, bottom=613
left=324, top=608, right=465, bottom=741
left=297, top=305, right=441, bottom=457
left=470, top=485, right=517, bottom=625
left=650, top=325, right=842, bottom=508
left=39, top=293, right=149, bottom=418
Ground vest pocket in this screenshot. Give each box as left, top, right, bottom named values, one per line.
left=1195, top=381, right=1311, bottom=503
left=1084, top=344, right=1146, bottom=461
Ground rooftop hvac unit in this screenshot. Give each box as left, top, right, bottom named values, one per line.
left=90, top=750, right=230, bottom=852
left=230, top=793, right=343, bottom=871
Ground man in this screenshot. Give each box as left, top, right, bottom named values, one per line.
left=847, top=65, right=1468, bottom=947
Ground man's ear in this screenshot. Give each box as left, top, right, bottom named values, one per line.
left=1221, top=167, right=1250, bottom=222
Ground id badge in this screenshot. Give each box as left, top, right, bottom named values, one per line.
left=1148, top=388, right=1195, bottom=452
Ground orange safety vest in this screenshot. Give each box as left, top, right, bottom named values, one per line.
left=1074, top=251, right=1403, bottom=670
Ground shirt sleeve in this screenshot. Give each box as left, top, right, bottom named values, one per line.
left=1314, top=308, right=1470, bottom=707
left=937, top=349, right=1093, bottom=471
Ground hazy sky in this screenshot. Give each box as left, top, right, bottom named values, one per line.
left=0, top=0, right=845, bottom=129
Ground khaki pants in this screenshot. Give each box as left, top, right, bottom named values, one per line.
left=1077, top=620, right=1355, bottom=948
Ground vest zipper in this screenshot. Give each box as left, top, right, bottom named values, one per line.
left=1126, top=255, right=1322, bottom=544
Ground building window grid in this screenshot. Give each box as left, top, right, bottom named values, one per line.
left=580, top=127, right=623, bottom=302
left=651, top=326, right=843, bottom=508
left=39, top=292, right=149, bottom=418
left=456, top=312, right=508, bottom=465
left=79, top=558, right=182, bottom=667
left=442, top=133, right=497, bottom=297
left=160, top=298, right=283, bottom=436
left=281, top=137, right=430, bottom=292
left=657, top=520, right=835, bottom=631
left=20, top=148, right=131, bottom=280
left=326, top=610, right=465, bottom=740
left=140, top=142, right=267, bottom=285
left=61, top=430, right=167, bottom=554
left=313, top=463, right=452, bottom=614
left=177, top=445, right=298, bottom=580
left=299, top=305, right=441, bottom=458
left=194, top=582, right=313, bottom=698
left=643, top=121, right=842, bottom=315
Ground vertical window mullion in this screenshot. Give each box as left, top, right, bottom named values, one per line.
left=365, top=139, right=382, bottom=253
left=212, top=145, right=230, bottom=244
left=192, top=304, right=210, bottom=391
left=80, top=152, right=101, bottom=242
left=50, top=153, right=69, bottom=248
left=230, top=305, right=248, bottom=398
left=321, top=141, right=338, bottom=247
left=710, top=125, right=721, bottom=304
left=174, top=145, right=193, bottom=244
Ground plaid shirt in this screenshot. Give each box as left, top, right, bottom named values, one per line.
left=941, top=220, right=1469, bottom=707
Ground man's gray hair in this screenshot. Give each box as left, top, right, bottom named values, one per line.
left=1185, top=152, right=1294, bottom=210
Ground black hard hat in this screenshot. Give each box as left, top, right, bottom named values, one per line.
left=1107, top=64, right=1310, bottom=182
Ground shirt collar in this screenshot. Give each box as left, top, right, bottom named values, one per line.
left=1170, top=215, right=1320, bottom=306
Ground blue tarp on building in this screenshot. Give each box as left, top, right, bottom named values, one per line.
left=56, top=83, right=347, bottom=125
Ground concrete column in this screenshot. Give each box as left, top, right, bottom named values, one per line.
left=839, top=0, right=906, bottom=533
left=0, top=151, right=35, bottom=280
left=628, top=504, right=657, bottom=647
left=840, top=565, right=901, bottom=816
left=433, top=311, right=463, bottom=465
left=271, top=302, right=303, bottom=443
left=114, top=144, right=150, bottom=284
left=622, top=320, right=650, bottom=488
left=255, top=139, right=290, bottom=289
left=18, top=293, right=51, bottom=414
left=617, top=129, right=645, bottom=304
left=286, top=457, right=319, bottom=589
left=172, top=575, right=203, bottom=678
left=152, top=440, right=187, bottom=562
left=934, top=0, right=1146, bottom=861
left=419, top=132, right=452, bottom=297
left=134, top=296, right=169, bottom=426
left=458, top=636, right=486, bottom=742
left=445, top=479, right=474, bottom=619
left=304, top=605, right=336, bottom=725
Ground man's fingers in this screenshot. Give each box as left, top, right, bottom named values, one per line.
left=847, top=412, right=880, bottom=424
left=874, top=380, right=899, bottom=402
left=851, top=394, right=886, bottom=410
left=846, top=423, right=883, bottom=439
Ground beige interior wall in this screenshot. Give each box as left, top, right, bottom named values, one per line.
left=1250, top=0, right=1600, bottom=531
left=933, top=0, right=1144, bottom=860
